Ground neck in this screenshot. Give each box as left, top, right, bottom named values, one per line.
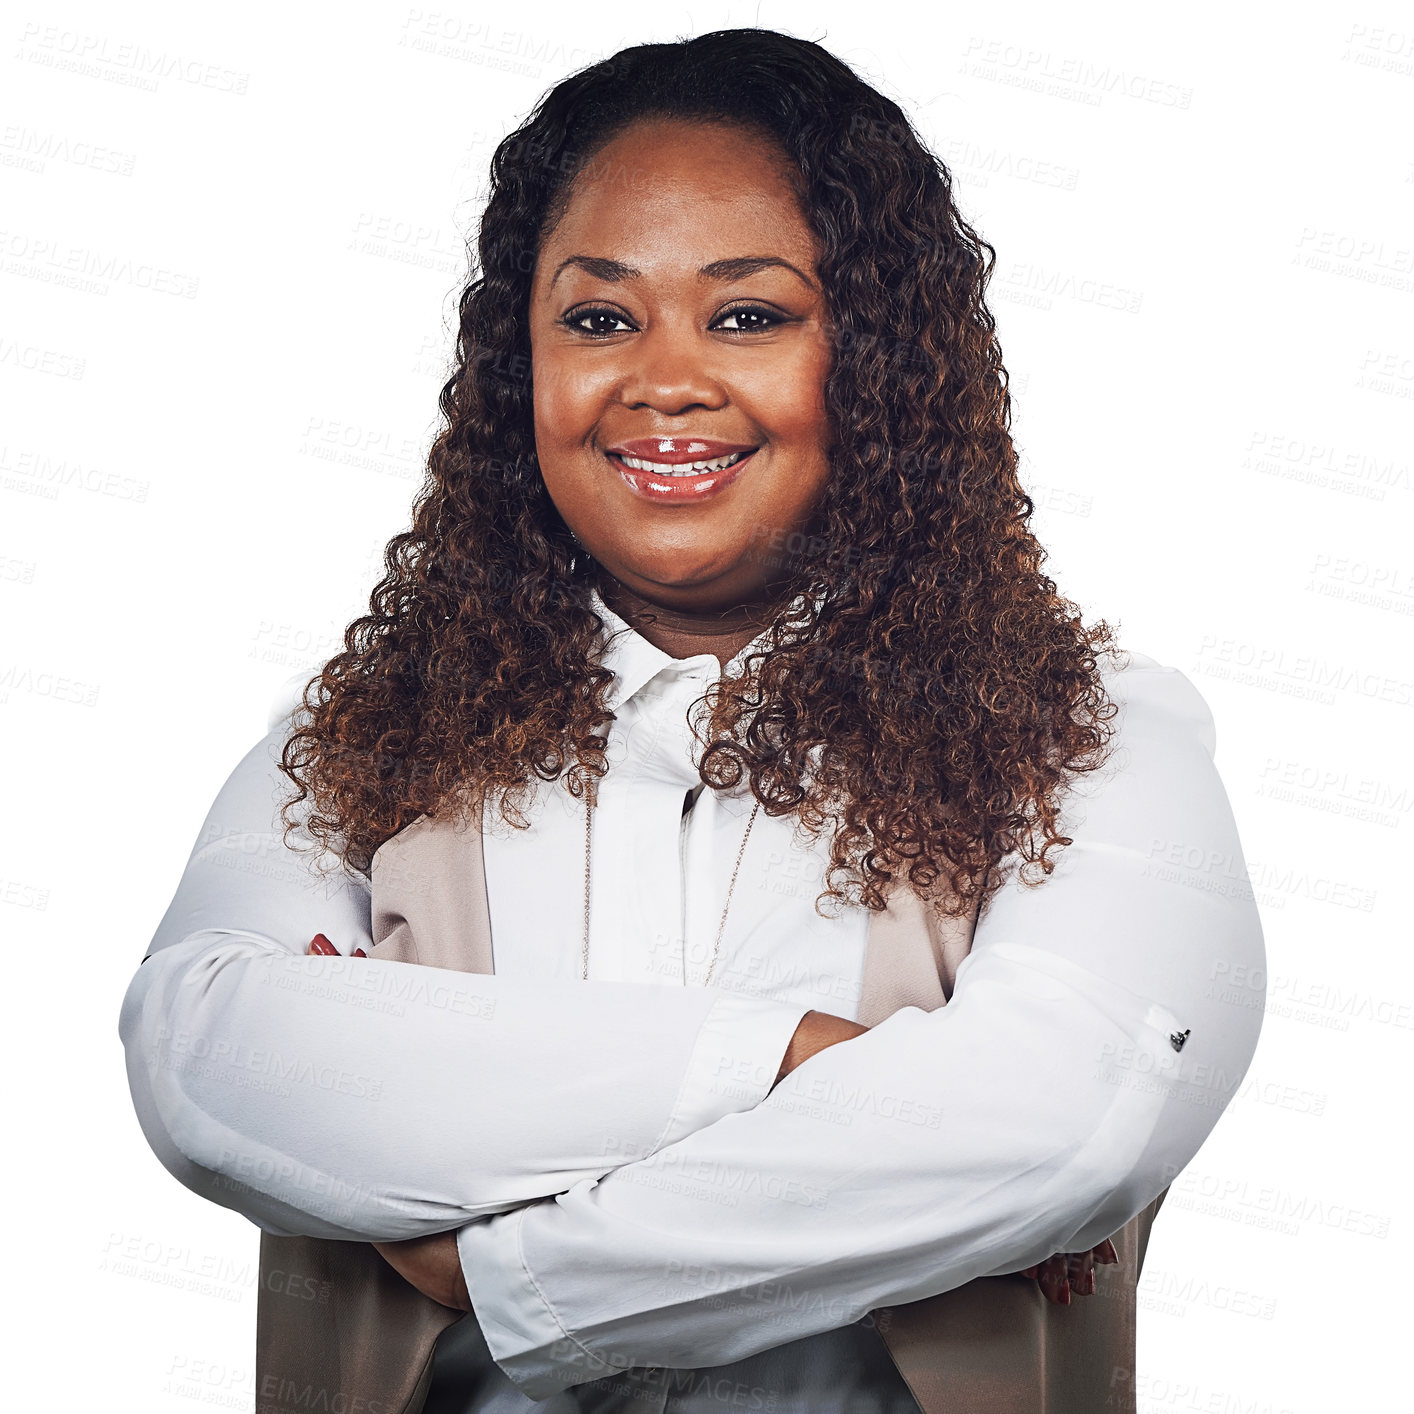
left=595, top=576, right=778, bottom=671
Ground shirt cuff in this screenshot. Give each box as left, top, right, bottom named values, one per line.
left=458, top=1209, right=589, bottom=1399
left=657, top=991, right=809, bottom=1150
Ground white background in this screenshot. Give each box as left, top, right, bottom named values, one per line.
left=4, top=1, right=1409, bottom=1409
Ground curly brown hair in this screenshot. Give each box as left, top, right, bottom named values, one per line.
left=277, top=27, right=1122, bottom=923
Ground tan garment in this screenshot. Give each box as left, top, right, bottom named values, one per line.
left=256, top=809, right=1166, bottom=1414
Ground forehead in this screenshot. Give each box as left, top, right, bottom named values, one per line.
left=535, top=119, right=817, bottom=278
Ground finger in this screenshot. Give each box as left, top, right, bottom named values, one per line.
left=308, top=933, right=339, bottom=956
left=1042, top=1254, right=1070, bottom=1305
left=1067, top=1251, right=1093, bottom=1297
left=1027, top=1254, right=1074, bottom=1304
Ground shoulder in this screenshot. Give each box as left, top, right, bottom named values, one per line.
left=1096, top=646, right=1217, bottom=761
left=266, top=669, right=318, bottom=735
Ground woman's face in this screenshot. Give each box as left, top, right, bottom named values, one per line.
left=529, top=118, right=834, bottom=617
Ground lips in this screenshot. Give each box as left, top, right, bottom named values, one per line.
left=605, top=437, right=759, bottom=468
left=604, top=439, right=760, bottom=503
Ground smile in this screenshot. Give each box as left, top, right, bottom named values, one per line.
left=607, top=447, right=759, bottom=502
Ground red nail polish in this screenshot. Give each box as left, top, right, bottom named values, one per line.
left=352, top=947, right=367, bottom=958
left=309, top=933, right=338, bottom=956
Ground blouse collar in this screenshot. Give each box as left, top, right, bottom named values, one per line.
left=587, top=583, right=820, bottom=715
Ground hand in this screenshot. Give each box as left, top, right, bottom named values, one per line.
left=307, top=932, right=366, bottom=958
left=772, top=1010, right=869, bottom=1089
left=1019, top=1237, right=1119, bottom=1304
left=371, top=1230, right=472, bottom=1312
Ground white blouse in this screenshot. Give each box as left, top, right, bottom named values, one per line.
left=118, top=589, right=1266, bottom=1411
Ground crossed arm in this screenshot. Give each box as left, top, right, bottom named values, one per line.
left=118, top=653, right=1266, bottom=1400
left=341, top=973, right=1114, bottom=1316
left=355, top=997, right=874, bottom=1314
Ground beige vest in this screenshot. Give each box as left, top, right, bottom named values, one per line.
left=256, top=809, right=1167, bottom=1414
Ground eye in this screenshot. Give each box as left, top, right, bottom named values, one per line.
left=561, top=306, right=636, bottom=337
left=712, top=304, right=783, bottom=334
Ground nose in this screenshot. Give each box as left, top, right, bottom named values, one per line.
left=617, top=322, right=727, bottom=415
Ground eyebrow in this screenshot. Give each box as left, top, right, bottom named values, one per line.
left=549, top=254, right=817, bottom=292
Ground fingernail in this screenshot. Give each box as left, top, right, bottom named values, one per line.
left=1083, top=1270, right=1096, bottom=1294
left=309, top=933, right=338, bottom=956
left=352, top=947, right=367, bottom=958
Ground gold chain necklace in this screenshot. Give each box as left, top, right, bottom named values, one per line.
left=580, top=775, right=761, bottom=985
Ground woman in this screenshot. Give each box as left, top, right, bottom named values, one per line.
left=119, top=27, right=1265, bottom=1414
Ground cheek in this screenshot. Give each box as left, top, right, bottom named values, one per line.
left=768, top=339, right=832, bottom=441
left=531, top=351, right=596, bottom=451
left=772, top=354, right=833, bottom=511
left=771, top=355, right=833, bottom=472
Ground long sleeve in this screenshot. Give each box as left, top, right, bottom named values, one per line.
left=117, top=717, right=808, bottom=1242
left=456, top=654, right=1268, bottom=1399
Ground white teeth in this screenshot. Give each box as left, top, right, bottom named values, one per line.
left=615, top=450, right=750, bottom=476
